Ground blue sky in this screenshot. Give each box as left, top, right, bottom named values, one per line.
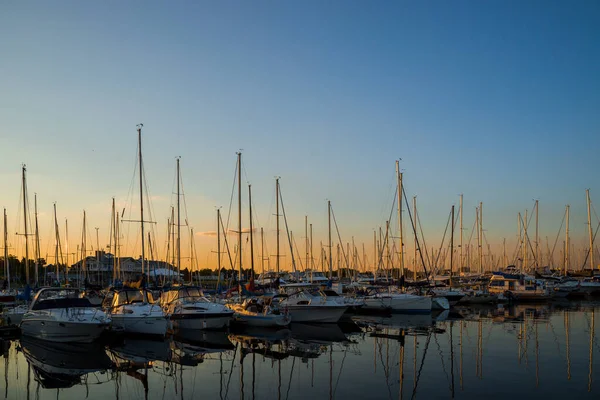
left=1, top=1, right=598, bottom=270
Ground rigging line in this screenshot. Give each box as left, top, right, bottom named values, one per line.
left=410, top=330, right=433, bottom=400
left=377, top=189, right=397, bottom=271
left=432, top=329, right=451, bottom=388
left=219, top=212, right=236, bottom=271
left=285, top=356, right=296, bottom=400
left=330, top=205, right=351, bottom=271
left=432, top=208, right=452, bottom=276
left=224, top=156, right=239, bottom=242
left=278, top=185, right=297, bottom=273
left=332, top=346, right=349, bottom=397
left=402, top=184, right=431, bottom=282
left=415, top=201, right=432, bottom=270
left=580, top=220, right=600, bottom=269
left=549, top=210, right=567, bottom=268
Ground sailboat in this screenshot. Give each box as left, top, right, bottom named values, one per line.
left=104, top=125, right=168, bottom=336
left=226, top=153, right=292, bottom=327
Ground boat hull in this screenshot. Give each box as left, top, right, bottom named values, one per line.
left=20, top=319, right=107, bottom=343
left=171, top=313, right=232, bottom=330
left=363, top=294, right=432, bottom=314
left=285, top=305, right=347, bottom=323
left=233, top=311, right=291, bottom=327
left=111, top=315, right=169, bottom=336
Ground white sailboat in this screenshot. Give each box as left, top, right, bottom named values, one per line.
left=227, top=153, right=292, bottom=327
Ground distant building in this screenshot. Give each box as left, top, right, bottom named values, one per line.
left=68, top=250, right=176, bottom=285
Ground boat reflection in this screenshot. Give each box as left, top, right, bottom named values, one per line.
left=19, top=337, right=113, bottom=389
left=171, top=330, right=234, bottom=366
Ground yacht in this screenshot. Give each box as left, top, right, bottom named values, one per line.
left=20, top=287, right=110, bottom=343
left=104, top=287, right=168, bottom=336
left=228, top=297, right=291, bottom=327
left=362, top=287, right=433, bottom=314
left=488, top=271, right=550, bottom=300
left=160, top=286, right=233, bottom=330
left=269, top=290, right=348, bottom=323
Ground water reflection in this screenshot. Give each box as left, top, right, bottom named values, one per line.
left=0, top=301, right=598, bottom=399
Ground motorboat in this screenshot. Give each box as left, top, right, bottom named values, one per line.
left=269, top=290, right=348, bottom=323
left=104, top=287, right=168, bottom=336
left=20, top=287, right=110, bottom=343
left=361, top=287, right=432, bottom=314
left=228, top=297, right=291, bottom=327
left=160, top=286, right=233, bottom=330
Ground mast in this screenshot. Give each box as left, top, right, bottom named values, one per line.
left=112, top=198, right=116, bottom=283
left=53, top=204, right=59, bottom=283
left=310, top=223, right=314, bottom=271
left=479, top=202, right=483, bottom=273
left=587, top=190, right=595, bottom=271
left=524, top=209, right=528, bottom=272
left=459, top=194, right=463, bottom=274
left=34, top=194, right=40, bottom=286
left=305, top=215, right=309, bottom=275
left=3, top=209, right=9, bottom=291
left=22, top=165, right=30, bottom=284
left=450, top=205, right=455, bottom=284
left=260, top=227, right=264, bottom=276
left=535, top=200, right=539, bottom=271
left=328, top=200, right=332, bottom=279
left=237, top=152, right=242, bottom=293
left=249, top=184, right=255, bottom=277
left=65, top=219, right=69, bottom=285
left=565, top=205, right=570, bottom=275
left=413, top=196, right=418, bottom=279
left=177, top=157, right=181, bottom=280
left=137, top=124, right=145, bottom=276
left=396, top=161, right=404, bottom=279
left=476, top=207, right=481, bottom=274
left=217, top=208, right=222, bottom=288
left=83, top=211, right=87, bottom=282
left=276, top=177, right=280, bottom=275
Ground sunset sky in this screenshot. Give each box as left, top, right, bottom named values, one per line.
left=1, top=1, right=598, bottom=271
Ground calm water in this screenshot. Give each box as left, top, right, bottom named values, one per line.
left=1, top=301, right=599, bottom=400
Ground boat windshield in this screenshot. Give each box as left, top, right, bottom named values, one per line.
left=113, top=290, right=152, bottom=306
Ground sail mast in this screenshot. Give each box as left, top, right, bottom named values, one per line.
left=237, top=152, right=242, bottom=295
left=396, top=161, right=404, bottom=280
left=137, top=124, right=145, bottom=276
left=22, top=165, right=30, bottom=284
left=3, top=208, right=9, bottom=291
left=328, top=200, right=332, bottom=279
left=450, top=205, right=455, bottom=285
left=249, top=184, right=255, bottom=278
left=565, top=205, right=570, bottom=275
left=177, top=157, right=181, bottom=281
left=34, top=194, right=40, bottom=286
left=587, top=190, right=595, bottom=271
left=276, top=177, right=280, bottom=275
left=53, top=203, right=59, bottom=283
left=459, top=194, right=463, bottom=274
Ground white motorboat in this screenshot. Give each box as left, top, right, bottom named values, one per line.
left=160, top=286, right=233, bottom=330
left=228, top=297, right=291, bottom=327
left=20, top=288, right=110, bottom=343
left=269, top=290, right=348, bottom=323
left=362, top=287, right=432, bottom=314
left=105, top=288, right=168, bottom=336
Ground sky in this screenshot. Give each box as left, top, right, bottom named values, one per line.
left=1, top=1, right=599, bottom=271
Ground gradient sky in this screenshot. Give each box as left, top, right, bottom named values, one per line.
left=1, top=1, right=599, bottom=271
